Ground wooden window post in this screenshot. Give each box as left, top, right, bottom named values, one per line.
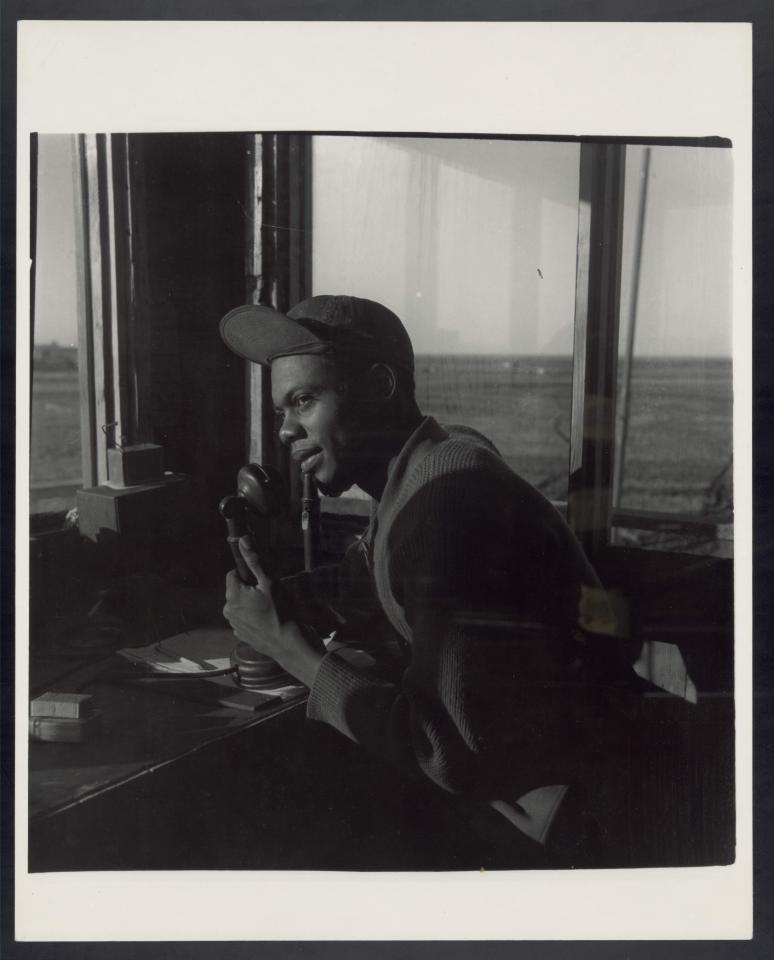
left=246, top=134, right=313, bottom=476
left=567, top=143, right=626, bottom=558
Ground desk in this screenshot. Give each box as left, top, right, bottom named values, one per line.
left=28, top=654, right=550, bottom=872
left=28, top=659, right=323, bottom=871
left=30, top=670, right=304, bottom=822
left=30, top=654, right=504, bottom=872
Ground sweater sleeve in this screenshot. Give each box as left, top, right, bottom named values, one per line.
left=307, top=458, right=594, bottom=798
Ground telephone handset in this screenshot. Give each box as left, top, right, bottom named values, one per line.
left=219, top=464, right=294, bottom=689
left=219, top=463, right=286, bottom=582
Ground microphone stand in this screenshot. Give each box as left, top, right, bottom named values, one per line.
left=301, top=473, right=320, bottom=572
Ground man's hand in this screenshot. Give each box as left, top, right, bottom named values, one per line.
left=222, top=537, right=325, bottom=687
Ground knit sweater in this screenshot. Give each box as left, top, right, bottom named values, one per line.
left=283, top=416, right=638, bottom=808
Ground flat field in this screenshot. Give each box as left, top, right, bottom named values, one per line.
left=30, top=371, right=82, bottom=513
left=416, top=355, right=733, bottom=519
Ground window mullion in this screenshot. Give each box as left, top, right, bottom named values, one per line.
left=567, top=143, right=626, bottom=558
left=247, top=134, right=312, bottom=475
left=74, top=134, right=106, bottom=486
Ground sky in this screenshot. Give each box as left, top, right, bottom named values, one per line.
left=34, top=134, right=733, bottom=357
left=313, top=136, right=734, bottom=357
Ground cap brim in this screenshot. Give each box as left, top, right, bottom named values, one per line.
left=219, top=304, right=325, bottom=365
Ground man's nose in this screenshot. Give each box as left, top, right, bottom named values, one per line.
left=278, top=411, right=304, bottom=446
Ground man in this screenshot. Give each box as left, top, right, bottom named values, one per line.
left=220, top=294, right=643, bottom=866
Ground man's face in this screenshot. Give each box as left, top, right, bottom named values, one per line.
left=270, top=354, right=361, bottom=496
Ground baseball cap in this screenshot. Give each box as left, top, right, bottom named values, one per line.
left=219, top=295, right=414, bottom=373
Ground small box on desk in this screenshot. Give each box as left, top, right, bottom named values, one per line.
left=31, top=692, right=93, bottom=719
left=29, top=692, right=100, bottom=743
left=76, top=473, right=188, bottom=543
left=107, top=444, right=164, bottom=486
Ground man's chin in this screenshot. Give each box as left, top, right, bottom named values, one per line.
left=314, top=472, right=355, bottom=498
left=315, top=479, right=346, bottom=497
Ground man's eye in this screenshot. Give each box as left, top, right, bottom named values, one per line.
left=294, top=395, right=314, bottom=412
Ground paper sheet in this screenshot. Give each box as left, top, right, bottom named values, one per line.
left=118, top=627, right=236, bottom=674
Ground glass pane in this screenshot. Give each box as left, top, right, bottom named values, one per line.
left=312, top=136, right=579, bottom=502
left=31, top=135, right=83, bottom=514
left=613, top=145, right=733, bottom=555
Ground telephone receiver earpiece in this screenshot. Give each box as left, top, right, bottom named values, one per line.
left=219, top=463, right=287, bottom=584
left=236, top=463, right=287, bottom=519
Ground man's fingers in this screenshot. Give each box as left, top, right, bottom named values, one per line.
left=238, top=536, right=270, bottom=589
left=225, top=569, right=241, bottom=601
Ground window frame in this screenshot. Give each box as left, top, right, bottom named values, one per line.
left=30, top=132, right=251, bottom=541
left=30, top=133, right=144, bottom=526
left=573, top=139, right=731, bottom=558
left=30, top=132, right=733, bottom=558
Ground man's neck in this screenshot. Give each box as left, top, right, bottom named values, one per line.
left=356, top=413, right=423, bottom=502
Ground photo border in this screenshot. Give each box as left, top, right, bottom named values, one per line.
left=2, top=1, right=769, bottom=955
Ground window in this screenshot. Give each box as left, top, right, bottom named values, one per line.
left=30, top=132, right=733, bottom=559
left=29, top=132, right=250, bottom=538
left=312, top=136, right=579, bottom=504
left=30, top=135, right=82, bottom=515
left=30, top=132, right=138, bottom=521
left=612, top=145, right=733, bottom=556
left=308, top=134, right=733, bottom=556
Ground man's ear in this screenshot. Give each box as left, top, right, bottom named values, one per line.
left=366, top=363, right=397, bottom=402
